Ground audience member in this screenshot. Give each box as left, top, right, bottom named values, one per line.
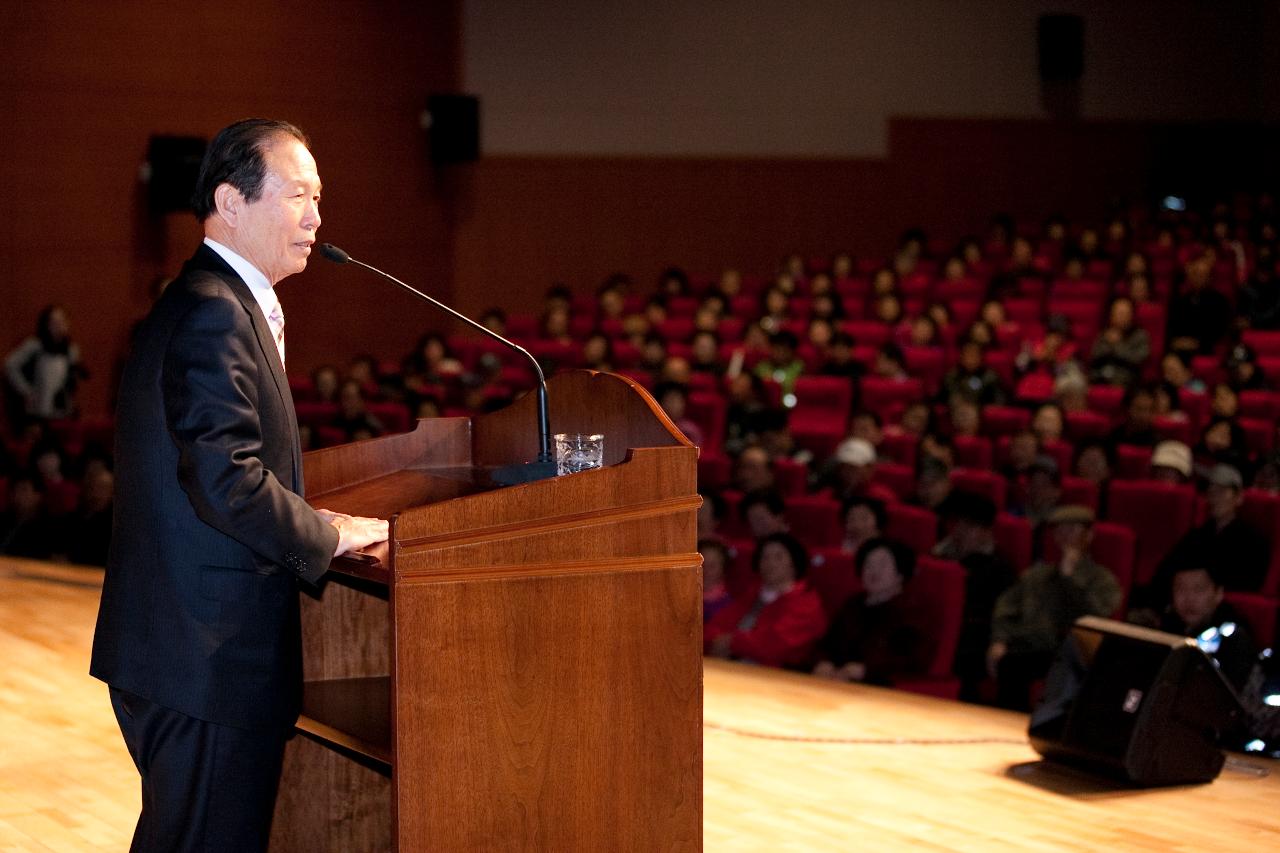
left=1140, top=464, right=1269, bottom=614
left=738, top=489, right=790, bottom=539
left=754, top=331, right=804, bottom=400
left=704, top=532, right=827, bottom=668
left=334, top=378, right=384, bottom=441
left=699, top=539, right=734, bottom=624
left=1089, top=297, right=1150, bottom=387
left=60, top=466, right=114, bottom=566
left=933, top=492, right=1018, bottom=700
left=814, top=438, right=897, bottom=505
left=4, top=305, right=87, bottom=424
left=1107, top=385, right=1161, bottom=448
left=840, top=496, right=888, bottom=556
left=731, top=446, right=776, bottom=494
left=939, top=341, right=1006, bottom=405
left=1167, top=251, right=1233, bottom=354
left=1154, top=559, right=1258, bottom=691
left=0, top=474, right=56, bottom=558
left=988, top=505, right=1122, bottom=710
left=697, top=490, right=727, bottom=541
left=812, top=537, right=932, bottom=685
left=1149, top=439, right=1193, bottom=484
left=653, top=382, right=704, bottom=446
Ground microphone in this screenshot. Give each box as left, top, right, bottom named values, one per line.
left=318, top=242, right=556, bottom=486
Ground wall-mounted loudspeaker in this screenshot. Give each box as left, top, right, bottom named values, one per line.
left=145, top=135, right=207, bottom=213
left=424, top=95, right=480, bottom=164
left=1037, top=14, right=1084, bottom=82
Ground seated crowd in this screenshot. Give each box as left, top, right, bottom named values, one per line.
left=3, top=196, right=1279, bottom=715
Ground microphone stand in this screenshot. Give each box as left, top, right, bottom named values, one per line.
left=319, top=244, right=556, bottom=485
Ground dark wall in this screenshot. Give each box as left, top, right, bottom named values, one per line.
left=450, top=117, right=1280, bottom=318
left=0, top=1, right=462, bottom=416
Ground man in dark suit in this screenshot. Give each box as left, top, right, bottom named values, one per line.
left=90, top=119, right=388, bottom=852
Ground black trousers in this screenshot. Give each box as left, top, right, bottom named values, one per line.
left=110, top=687, right=289, bottom=853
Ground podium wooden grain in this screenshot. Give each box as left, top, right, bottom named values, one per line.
left=269, top=371, right=704, bottom=852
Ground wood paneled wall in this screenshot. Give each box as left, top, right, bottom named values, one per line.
left=1, top=1, right=462, bottom=416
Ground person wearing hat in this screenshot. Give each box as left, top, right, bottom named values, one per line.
left=934, top=492, right=1018, bottom=701
left=813, top=436, right=897, bottom=506
left=1134, top=463, right=1270, bottom=621
left=987, top=505, right=1122, bottom=710
left=1149, top=439, right=1193, bottom=484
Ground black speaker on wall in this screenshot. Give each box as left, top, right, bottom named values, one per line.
left=1038, top=14, right=1084, bottom=82
left=426, top=94, right=480, bottom=164
left=1029, top=617, right=1243, bottom=786
left=146, top=135, right=207, bottom=213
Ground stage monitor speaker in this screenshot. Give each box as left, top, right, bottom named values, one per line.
left=1038, top=14, right=1084, bottom=82
left=146, top=135, right=207, bottom=213
left=425, top=94, right=480, bottom=164
left=1029, top=617, right=1243, bottom=786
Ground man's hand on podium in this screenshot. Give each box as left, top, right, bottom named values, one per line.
left=317, top=509, right=390, bottom=557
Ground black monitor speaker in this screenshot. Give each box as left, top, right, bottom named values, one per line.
left=1029, top=617, right=1243, bottom=786
left=426, top=94, right=480, bottom=164
left=146, top=135, right=207, bottom=213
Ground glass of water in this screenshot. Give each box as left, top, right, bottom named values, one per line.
left=554, top=433, right=604, bottom=475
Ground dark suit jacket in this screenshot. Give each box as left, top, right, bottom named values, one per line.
left=91, top=244, right=338, bottom=730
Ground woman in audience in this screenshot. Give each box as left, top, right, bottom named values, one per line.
left=812, top=537, right=932, bottom=685
left=700, top=539, right=734, bottom=624
left=758, top=286, right=791, bottom=334
left=1195, top=418, right=1251, bottom=475
left=402, top=333, right=463, bottom=394
left=690, top=330, right=723, bottom=375
left=333, top=378, right=385, bottom=441
left=581, top=333, right=614, bottom=372
left=939, top=340, right=1006, bottom=406
left=5, top=305, right=87, bottom=424
left=1089, top=296, right=1150, bottom=388
left=1031, top=402, right=1066, bottom=446
left=704, top=532, right=827, bottom=669
left=840, top=496, right=887, bottom=557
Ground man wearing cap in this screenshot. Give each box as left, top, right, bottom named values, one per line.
left=814, top=437, right=897, bottom=505
left=1135, top=464, right=1270, bottom=620
left=1149, top=439, right=1193, bottom=484
left=987, top=505, right=1122, bottom=710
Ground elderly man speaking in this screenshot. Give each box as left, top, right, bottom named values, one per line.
left=91, top=119, right=388, bottom=852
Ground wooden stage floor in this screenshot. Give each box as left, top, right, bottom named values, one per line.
left=2, top=557, right=1278, bottom=852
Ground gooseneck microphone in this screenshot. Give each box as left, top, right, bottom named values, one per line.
left=318, top=242, right=555, bottom=485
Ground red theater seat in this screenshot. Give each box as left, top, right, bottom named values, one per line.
left=1114, top=444, right=1154, bottom=480
left=994, top=513, right=1033, bottom=573
left=872, top=462, right=916, bottom=501
left=1060, top=475, right=1100, bottom=512
left=981, top=405, right=1031, bottom=437
left=784, top=494, right=843, bottom=547
left=879, top=431, right=918, bottom=468
left=894, top=556, right=965, bottom=699
left=954, top=435, right=994, bottom=470
left=1239, top=490, right=1280, bottom=597
left=1064, top=410, right=1112, bottom=442
left=885, top=503, right=938, bottom=554
left=1106, top=480, right=1196, bottom=587
left=687, top=392, right=728, bottom=454
left=950, top=468, right=1007, bottom=510
left=789, top=376, right=854, bottom=459
left=1222, top=592, right=1278, bottom=648
left=860, top=377, right=925, bottom=413
left=808, top=548, right=860, bottom=617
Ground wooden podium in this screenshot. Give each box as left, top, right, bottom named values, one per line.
left=269, top=371, right=703, bottom=852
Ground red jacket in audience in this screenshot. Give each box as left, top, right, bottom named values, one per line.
left=704, top=579, right=828, bottom=668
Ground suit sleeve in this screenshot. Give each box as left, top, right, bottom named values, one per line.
left=163, top=293, right=338, bottom=583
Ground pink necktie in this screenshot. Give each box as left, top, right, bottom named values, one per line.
left=268, top=302, right=286, bottom=368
